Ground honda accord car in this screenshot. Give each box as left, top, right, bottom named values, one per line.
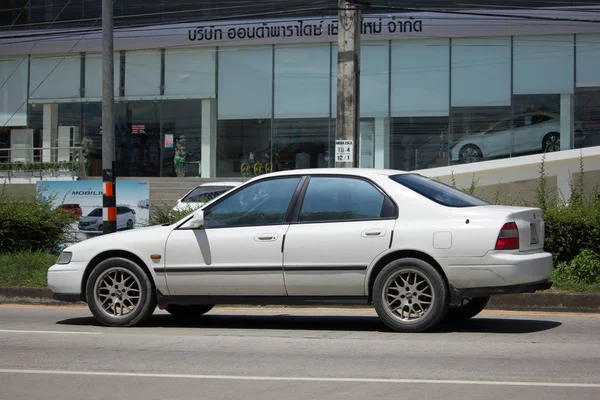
left=48, top=169, right=553, bottom=332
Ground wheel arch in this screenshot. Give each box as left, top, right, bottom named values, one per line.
left=366, top=249, right=450, bottom=303
left=80, top=250, right=155, bottom=302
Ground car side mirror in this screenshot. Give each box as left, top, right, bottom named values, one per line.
left=188, top=210, right=205, bottom=229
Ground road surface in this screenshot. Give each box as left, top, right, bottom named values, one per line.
left=0, top=304, right=599, bottom=399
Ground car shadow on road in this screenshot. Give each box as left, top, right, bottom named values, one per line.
left=56, top=313, right=562, bottom=334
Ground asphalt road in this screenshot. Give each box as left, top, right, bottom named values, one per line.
left=1, top=305, right=599, bottom=400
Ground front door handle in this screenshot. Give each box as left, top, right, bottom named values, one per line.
left=361, top=229, right=386, bottom=238
left=255, top=233, right=278, bottom=242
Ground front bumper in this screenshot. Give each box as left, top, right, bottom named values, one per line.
left=47, top=262, right=87, bottom=301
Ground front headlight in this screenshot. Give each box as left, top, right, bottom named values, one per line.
left=56, top=251, right=72, bottom=265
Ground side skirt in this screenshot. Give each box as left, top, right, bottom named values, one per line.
left=156, top=291, right=371, bottom=309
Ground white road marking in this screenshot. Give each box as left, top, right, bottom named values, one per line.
left=0, top=330, right=100, bottom=335
left=0, top=369, right=598, bottom=388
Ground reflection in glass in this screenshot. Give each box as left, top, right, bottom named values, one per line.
left=390, top=117, right=448, bottom=171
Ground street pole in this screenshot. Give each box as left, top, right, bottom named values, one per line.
left=335, top=0, right=361, bottom=168
left=102, top=0, right=116, bottom=234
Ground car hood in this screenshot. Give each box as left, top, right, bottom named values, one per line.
left=63, top=224, right=172, bottom=258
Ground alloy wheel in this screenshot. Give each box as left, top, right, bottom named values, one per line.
left=93, top=267, right=142, bottom=318
left=381, top=268, right=435, bottom=323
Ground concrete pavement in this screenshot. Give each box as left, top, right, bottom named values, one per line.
left=0, top=305, right=599, bottom=399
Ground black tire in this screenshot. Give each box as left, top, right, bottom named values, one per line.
left=458, top=145, right=483, bottom=163
left=373, top=258, right=448, bottom=333
left=542, top=132, right=560, bottom=152
left=165, top=304, right=215, bottom=319
left=127, top=219, right=134, bottom=229
left=97, top=224, right=103, bottom=232
left=445, top=296, right=490, bottom=322
left=85, top=257, right=156, bottom=327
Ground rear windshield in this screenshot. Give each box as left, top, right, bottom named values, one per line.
left=390, top=174, right=489, bottom=208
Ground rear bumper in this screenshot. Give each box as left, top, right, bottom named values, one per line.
left=449, top=279, right=552, bottom=302
left=440, top=250, right=554, bottom=302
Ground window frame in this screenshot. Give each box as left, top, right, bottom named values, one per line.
left=290, top=174, right=398, bottom=225
left=176, top=175, right=307, bottom=230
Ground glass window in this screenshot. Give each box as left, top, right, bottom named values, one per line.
left=451, top=37, right=511, bottom=108
left=274, top=44, right=330, bottom=118
left=217, top=119, right=271, bottom=178
left=84, top=53, right=120, bottom=100
left=299, top=177, right=385, bottom=223
left=513, top=35, right=574, bottom=95
left=0, top=57, right=28, bottom=127
left=88, top=208, right=102, bottom=217
left=124, top=50, right=161, bottom=99
left=390, top=117, right=449, bottom=170
left=203, top=177, right=301, bottom=228
left=218, top=46, right=272, bottom=120
left=29, top=55, right=81, bottom=101
left=576, top=33, right=600, bottom=88
left=390, top=174, right=489, bottom=208
left=164, top=48, right=215, bottom=99
left=182, top=186, right=229, bottom=203
left=390, top=38, right=449, bottom=117
left=272, top=118, right=331, bottom=172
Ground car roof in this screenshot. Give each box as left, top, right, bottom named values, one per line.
left=198, top=181, right=242, bottom=187
left=249, top=168, right=407, bottom=180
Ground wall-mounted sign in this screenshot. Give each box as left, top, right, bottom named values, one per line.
left=335, top=140, right=354, bottom=163
left=164, top=134, right=174, bottom=148
left=131, top=124, right=146, bottom=134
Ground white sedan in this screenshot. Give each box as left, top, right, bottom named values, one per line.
left=48, top=169, right=553, bottom=332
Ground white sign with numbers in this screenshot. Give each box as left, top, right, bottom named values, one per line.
left=335, top=140, right=354, bottom=163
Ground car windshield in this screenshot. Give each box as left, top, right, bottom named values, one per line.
left=88, top=208, right=102, bottom=217
left=390, top=174, right=489, bottom=208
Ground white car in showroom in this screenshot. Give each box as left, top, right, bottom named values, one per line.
left=450, top=112, right=588, bottom=163
left=48, top=169, right=553, bottom=332
left=171, top=182, right=241, bottom=213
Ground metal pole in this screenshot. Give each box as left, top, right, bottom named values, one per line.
left=102, top=0, right=116, bottom=234
left=335, top=0, right=361, bottom=168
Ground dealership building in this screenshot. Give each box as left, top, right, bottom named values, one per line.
left=3, top=1, right=600, bottom=189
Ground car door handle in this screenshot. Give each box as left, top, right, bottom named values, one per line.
left=361, top=229, right=386, bottom=238
left=255, top=233, right=278, bottom=242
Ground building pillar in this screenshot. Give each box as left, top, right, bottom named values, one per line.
left=201, top=99, right=217, bottom=177
left=560, top=93, right=574, bottom=151
left=374, top=117, right=390, bottom=169
left=42, top=104, right=58, bottom=162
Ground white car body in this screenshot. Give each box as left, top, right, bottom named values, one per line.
left=78, top=206, right=137, bottom=231
left=171, top=182, right=241, bottom=213
left=48, top=168, right=553, bottom=332
left=450, top=112, right=587, bottom=163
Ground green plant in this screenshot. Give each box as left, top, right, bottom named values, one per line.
left=0, top=251, right=57, bottom=287
left=146, top=202, right=196, bottom=226
left=551, top=249, right=600, bottom=286
left=0, top=186, right=77, bottom=253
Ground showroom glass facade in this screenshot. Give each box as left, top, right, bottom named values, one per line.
left=3, top=30, right=600, bottom=177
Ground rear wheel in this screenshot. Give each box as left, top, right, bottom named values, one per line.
left=86, top=257, right=156, bottom=327
left=445, top=296, right=490, bottom=322
left=373, top=258, right=448, bottom=332
left=458, top=145, right=482, bottom=163
left=165, top=304, right=215, bottom=319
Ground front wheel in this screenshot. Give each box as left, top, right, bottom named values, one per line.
left=458, top=145, right=483, bottom=163
left=86, top=257, right=156, bottom=327
left=165, top=304, right=215, bottom=319
left=445, top=296, right=490, bottom=322
left=373, top=258, right=448, bottom=332
left=543, top=132, right=560, bottom=152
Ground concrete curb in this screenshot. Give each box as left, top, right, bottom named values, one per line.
left=0, top=287, right=599, bottom=313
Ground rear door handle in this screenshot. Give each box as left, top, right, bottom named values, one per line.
left=255, top=233, right=278, bottom=242
left=361, top=229, right=386, bottom=238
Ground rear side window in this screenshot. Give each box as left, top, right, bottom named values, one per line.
left=299, top=177, right=386, bottom=222
left=390, top=174, right=489, bottom=208
left=88, top=208, right=102, bottom=217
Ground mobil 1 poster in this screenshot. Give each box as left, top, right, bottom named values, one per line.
left=36, top=180, right=150, bottom=235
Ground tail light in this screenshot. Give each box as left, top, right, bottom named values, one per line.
left=131, top=210, right=136, bottom=214
left=495, top=222, right=519, bottom=250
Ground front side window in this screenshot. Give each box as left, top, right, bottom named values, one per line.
left=203, top=177, right=301, bottom=228
left=391, top=173, right=489, bottom=207
left=299, top=177, right=385, bottom=223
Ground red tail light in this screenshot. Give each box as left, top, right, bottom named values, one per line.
left=131, top=210, right=136, bottom=214
left=495, top=222, right=519, bottom=250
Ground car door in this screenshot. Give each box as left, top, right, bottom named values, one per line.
left=163, top=176, right=303, bottom=296
left=283, top=175, right=397, bottom=296
left=483, top=118, right=512, bottom=158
